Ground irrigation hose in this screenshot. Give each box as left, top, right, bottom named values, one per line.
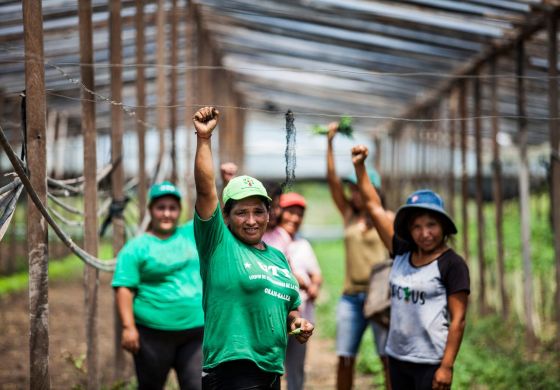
left=0, top=124, right=116, bottom=272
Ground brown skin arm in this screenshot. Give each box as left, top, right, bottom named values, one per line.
left=432, top=291, right=468, bottom=390
left=115, top=287, right=140, bottom=354
left=306, top=272, right=322, bottom=301
left=351, top=145, right=395, bottom=253
left=193, top=107, right=220, bottom=220
left=326, top=122, right=352, bottom=220
left=287, top=310, right=315, bottom=344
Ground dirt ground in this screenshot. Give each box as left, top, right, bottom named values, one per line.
left=0, top=273, right=374, bottom=389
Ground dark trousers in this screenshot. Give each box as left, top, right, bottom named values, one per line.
left=202, top=360, right=281, bottom=390
left=134, top=324, right=204, bottom=390
left=388, top=356, right=440, bottom=390
left=284, top=337, right=307, bottom=390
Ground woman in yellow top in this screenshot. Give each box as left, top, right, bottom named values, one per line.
left=326, top=122, right=392, bottom=390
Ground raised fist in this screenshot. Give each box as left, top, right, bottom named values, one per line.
left=193, top=106, right=219, bottom=138
left=351, top=144, right=369, bottom=165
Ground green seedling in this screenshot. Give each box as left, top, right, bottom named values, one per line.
left=289, top=327, right=302, bottom=335
left=311, top=115, right=354, bottom=138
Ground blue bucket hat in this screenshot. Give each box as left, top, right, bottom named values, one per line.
left=148, top=181, right=182, bottom=204
left=394, top=189, right=457, bottom=240
left=345, top=168, right=381, bottom=189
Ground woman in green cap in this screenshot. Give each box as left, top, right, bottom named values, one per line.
left=112, top=181, right=204, bottom=390
left=192, top=106, right=314, bottom=390
left=351, top=144, right=469, bottom=390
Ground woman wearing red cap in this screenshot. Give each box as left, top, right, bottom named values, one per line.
left=351, top=144, right=470, bottom=390
left=192, top=107, right=314, bottom=390
left=264, top=192, right=322, bottom=390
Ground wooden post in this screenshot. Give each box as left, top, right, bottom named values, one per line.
left=547, top=13, right=560, bottom=345
left=54, top=112, right=68, bottom=179
left=490, top=58, right=508, bottom=319
left=448, top=90, right=457, bottom=219
left=109, top=0, right=126, bottom=378
left=184, top=1, right=196, bottom=217
left=23, top=0, right=49, bottom=388
left=46, top=110, right=56, bottom=177
left=135, top=0, right=147, bottom=221
left=235, top=91, right=246, bottom=172
left=516, top=41, right=536, bottom=342
left=156, top=0, right=167, bottom=180
left=473, top=75, right=487, bottom=314
left=169, top=0, right=179, bottom=184
left=78, top=1, right=99, bottom=388
left=459, top=81, right=470, bottom=262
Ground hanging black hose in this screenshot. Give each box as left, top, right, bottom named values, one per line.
left=282, top=110, right=296, bottom=191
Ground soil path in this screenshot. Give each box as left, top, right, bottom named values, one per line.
left=0, top=273, right=374, bottom=389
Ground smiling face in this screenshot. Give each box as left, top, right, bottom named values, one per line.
left=224, top=196, right=269, bottom=247
left=148, top=195, right=181, bottom=238
left=279, top=205, right=305, bottom=237
left=408, top=212, right=445, bottom=253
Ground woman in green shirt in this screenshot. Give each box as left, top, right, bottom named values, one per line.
left=112, top=181, right=204, bottom=390
left=192, top=106, right=314, bottom=390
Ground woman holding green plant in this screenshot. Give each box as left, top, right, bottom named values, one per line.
left=326, top=121, right=392, bottom=390
left=351, top=144, right=470, bottom=390
left=192, top=106, right=314, bottom=390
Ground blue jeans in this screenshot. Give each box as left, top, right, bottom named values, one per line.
left=336, top=293, right=388, bottom=357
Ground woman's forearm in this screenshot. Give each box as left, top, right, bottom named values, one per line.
left=441, top=292, right=468, bottom=369
left=116, top=287, right=136, bottom=329
left=193, top=108, right=219, bottom=218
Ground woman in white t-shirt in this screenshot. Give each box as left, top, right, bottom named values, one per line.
left=351, top=145, right=470, bottom=390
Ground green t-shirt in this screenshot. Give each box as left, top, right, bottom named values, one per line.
left=194, top=206, right=301, bottom=374
left=112, top=221, right=204, bottom=331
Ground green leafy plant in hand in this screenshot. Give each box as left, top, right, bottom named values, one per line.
left=311, top=115, right=354, bottom=137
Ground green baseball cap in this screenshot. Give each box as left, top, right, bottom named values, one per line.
left=222, top=175, right=272, bottom=205
left=148, top=181, right=182, bottom=204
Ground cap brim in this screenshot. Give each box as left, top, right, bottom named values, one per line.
left=394, top=204, right=457, bottom=240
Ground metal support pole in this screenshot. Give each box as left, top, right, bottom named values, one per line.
left=23, top=0, right=49, bottom=387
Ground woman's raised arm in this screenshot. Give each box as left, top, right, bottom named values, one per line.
left=326, top=122, right=350, bottom=218
left=351, top=145, right=395, bottom=253
left=193, top=107, right=220, bottom=219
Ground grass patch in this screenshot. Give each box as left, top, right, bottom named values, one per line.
left=0, top=243, right=114, bottom=297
